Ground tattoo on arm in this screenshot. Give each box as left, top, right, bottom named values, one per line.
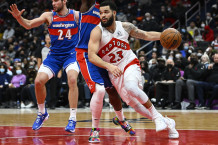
left=122, top=22, right=146, bottom=39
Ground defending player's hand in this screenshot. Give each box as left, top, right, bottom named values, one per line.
left=108, top=64, right=122, bottom=78
left=8, top=4, right=25, bottom=19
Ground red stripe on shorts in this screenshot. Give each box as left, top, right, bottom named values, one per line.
left=123, top=58, right=141, bottom=73
left=76, top=48, right=96, bottom=93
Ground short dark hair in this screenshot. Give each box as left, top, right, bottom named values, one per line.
left=100, top=0, right=117, bottom=11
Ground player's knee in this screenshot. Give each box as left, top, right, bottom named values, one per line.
left=124, top=83, right=136, bottom=96
left=95, top=84, right=105, bottom=97
left=106, top=87, right=119, bottom=100
left=68, top=76, right=77, bottom=88
left=35, top=77, right=46, bottom=87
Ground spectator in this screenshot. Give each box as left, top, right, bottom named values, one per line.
left=6, top=44, right=16, bottom=59
left=200, top=54, right=210, bottom=69
left=193, top=29, right=203, bottom=42
left=211, top=35, right=218, bottom=50
left=194, top=15, right=203, bottom=28
left=138, top=55, right=146, bottom=62
left=148, top=58, right=157, bottom=69
left=202, top=26, right=215, bottom=42
left=5, top=66, right=26, bottom=108
left=2, top=25, right=15, bottom=40
left=116, top=9, right=127, bottom=22
left=20, top=61, right=37, bottom=108
left=172, top=53, right=205, bottom=109
left=129, top=37, right=140, bottom=52
left=186, top=21, right=198, bottom=37
left=205, top=12, right=216, bottom=29
left=140, top=61, right=152, bottom=94
left=196, top=53, right=218, bottom=109
left=155, top=59, right=180, bottom=108
left=148, top=58, right=166, bottom=99
left=174, top=51, right=188, bottom=71
left=0, top=63, right=11, bottom=107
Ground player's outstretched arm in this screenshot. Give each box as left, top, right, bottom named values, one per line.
left=8, top=4, right=50, bottom=29
left=88, top=26, right=122, bottom=77
left=122, top=22, right=161, bottom=41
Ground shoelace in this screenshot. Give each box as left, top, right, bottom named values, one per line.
left=68, top=121, right=74, bottom=127
left=91, top=131, right=99, bottom=138
left=35, top=114, right=44, bottom=123
left=121, top=121, right=131, bottom=130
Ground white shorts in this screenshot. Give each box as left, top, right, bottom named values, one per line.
left=38, top=62, right=80, bottom=79
left=109, top=64, right=143, bottom=105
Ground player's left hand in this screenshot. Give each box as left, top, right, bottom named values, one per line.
left=107, top=64, right=122, bottom=78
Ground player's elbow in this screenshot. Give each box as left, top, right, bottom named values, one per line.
left=24, top=25, right=32, bottom=30
left=25, top=27, right=31, bottom=30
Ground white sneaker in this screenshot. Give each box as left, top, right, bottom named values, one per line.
left=25, top=102, right=34, bottom=108
left=21, top=102, right=26, bottom=108
left=164, top=117, right=179, bottom=139
left=154, top=116, right=167, bottom=132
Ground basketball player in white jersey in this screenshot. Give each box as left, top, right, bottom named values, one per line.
left=88, top=1, right=179, bottom=141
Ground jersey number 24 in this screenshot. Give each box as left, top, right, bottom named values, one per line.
left=58, top=29, right=72, bottom=40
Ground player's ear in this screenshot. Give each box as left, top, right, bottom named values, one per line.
left=63, top=0, right=67, bottom=4
left=113, top=10, right=116, bottom=17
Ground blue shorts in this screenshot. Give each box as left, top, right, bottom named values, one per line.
left=43, top=51, right=76, bottom=76
left=76, top=48, right=104, bottom=93
left=98, top=68, right=113, bottom=89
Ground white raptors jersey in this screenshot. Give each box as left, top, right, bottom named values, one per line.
left=98, top=21, right=138, bottom=72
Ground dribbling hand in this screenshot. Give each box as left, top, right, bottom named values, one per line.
left=8, top=4, right=25, bottom=19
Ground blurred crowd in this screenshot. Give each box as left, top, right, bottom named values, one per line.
left=0, top=0, right=217, bottom=110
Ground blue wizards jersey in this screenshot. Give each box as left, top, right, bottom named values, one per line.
left=48, top=9, right=78, bottom=54
left=76, top=1, right=100, bottom=49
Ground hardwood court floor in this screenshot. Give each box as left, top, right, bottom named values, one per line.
left=0, top=108, right=218, bottom=145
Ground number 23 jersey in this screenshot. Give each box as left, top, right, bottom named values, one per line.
left=98, top=21, right=138, bottom=72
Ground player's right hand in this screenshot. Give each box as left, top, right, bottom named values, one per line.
left=8, top=4, right=25, bottom=19
left=107, top=64, right=122, bottom=78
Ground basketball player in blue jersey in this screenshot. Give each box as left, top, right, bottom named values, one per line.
left=8, top=0, right=79, bottom=132
left=77, top=0, right=135, bottom=142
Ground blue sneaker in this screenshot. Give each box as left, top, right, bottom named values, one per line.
left=32, top=110, right=49, bottom=130
left=65, top=120, right=76, bottom=133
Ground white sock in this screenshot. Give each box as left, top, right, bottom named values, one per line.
left=132, top=103, right=152, bottom=120
left=90, top=84, right=105, bottom=128
left=115, top=109, right=125, bottom=121
left=148, top=105, right=162, bottom=120
left=38, top=103, right=45, bottom=114
left=69, top=108, right=77, bottom=121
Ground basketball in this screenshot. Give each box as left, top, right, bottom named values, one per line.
left=160, top=28, right=182, bottom=50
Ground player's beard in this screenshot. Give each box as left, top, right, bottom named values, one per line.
left=101, top=14, right=114, bottom=27
left=54, top=2, right=64, bottom=12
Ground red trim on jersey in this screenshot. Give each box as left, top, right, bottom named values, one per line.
left=76, top=50, right=96, bottom=93
left=123, top=58, right=140, bottom=73
left=98, top=37, right=130, bottom=58
left=53, top=14, right=75, bottom=22
left=48, top=27, right=78, bottom=36
left=75, top=48, right=88, bottom=52
left=95, top=4, right=100, bottom=9
left=81, top=15, right=100, bottom=25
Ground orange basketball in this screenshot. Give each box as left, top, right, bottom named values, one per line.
left=160, top=28, right=182, bottom=50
